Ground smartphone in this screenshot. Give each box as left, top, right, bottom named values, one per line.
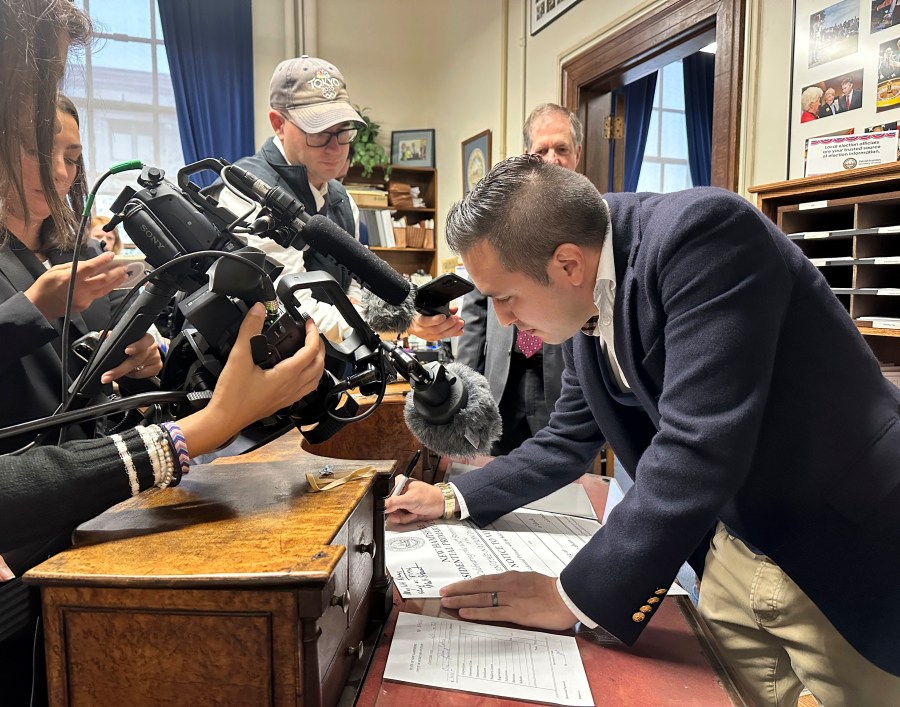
left=112, top=258, right=152, bottom=290
left=414, top=272, right=475, bottom=316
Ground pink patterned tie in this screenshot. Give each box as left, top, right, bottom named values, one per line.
left=516, top=329, right=543, bottom=359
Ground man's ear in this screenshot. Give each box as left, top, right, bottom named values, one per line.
left=550, top=243, right=587, bottom=287
left=269, top=110, right=286, bottom=137
left=573, top=144, right=583, bottom=169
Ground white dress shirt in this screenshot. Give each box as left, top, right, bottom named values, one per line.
left=453, top=208, right=629, bottom=629
left=214, top=136, right=363, bottom=341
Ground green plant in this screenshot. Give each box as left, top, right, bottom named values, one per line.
left=351, top=105, right=392, bottom=180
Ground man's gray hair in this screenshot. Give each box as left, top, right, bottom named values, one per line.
left=446, top=154, right=607, bottom=284
left=523, top=103, right=584, bottom=152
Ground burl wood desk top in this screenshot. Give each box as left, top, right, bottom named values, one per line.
left=26, top=432, right=394, bottom=589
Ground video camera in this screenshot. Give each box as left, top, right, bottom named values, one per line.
left=36, top=158, right=475, bottom=451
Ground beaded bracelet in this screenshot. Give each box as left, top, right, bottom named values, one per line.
left=135, top=425, right=177, bottom=489
left=161, top=421, right=190, bottom=486
left=435, top=482, right=458, bottom=520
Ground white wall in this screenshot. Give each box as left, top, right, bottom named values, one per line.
left=251, top=0, right=797, bottom=264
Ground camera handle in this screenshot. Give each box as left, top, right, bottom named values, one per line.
left=276, top=271, right=383, bottom=366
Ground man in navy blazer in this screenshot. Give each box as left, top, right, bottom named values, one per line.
left=386, top=156, right=900, bottom=705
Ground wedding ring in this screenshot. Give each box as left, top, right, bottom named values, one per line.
left=491, top=591, right=499, bottom=608
left=133, top=365, right=145, bottom=372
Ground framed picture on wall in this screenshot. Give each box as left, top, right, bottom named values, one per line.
left=530, top=0, right=583, bottom=35
left=390, top=129, right=435, bottom=168
left=462, top=130, right=492, bottom=194
left=788, top=0, right=900, bottom=178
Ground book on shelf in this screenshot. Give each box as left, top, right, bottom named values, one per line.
left=345, top=184, right=389, bottom=209
left=857, top=316, right=900, bottom=330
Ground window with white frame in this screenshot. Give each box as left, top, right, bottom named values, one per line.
left=63, top=0, right=184, bottom=218
left=635, top=59, right=694, bottom=194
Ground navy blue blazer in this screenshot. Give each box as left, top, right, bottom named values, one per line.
left=453, top=188, right=900, bottom=676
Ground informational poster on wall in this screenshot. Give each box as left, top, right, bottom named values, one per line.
left=805, top=129, right=899, bottom=175
left=789, top=0, right=900, bottom=178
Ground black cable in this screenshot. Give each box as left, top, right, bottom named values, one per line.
left=0, top=390, right=190, bottom=442
left=324, top=351, right=388, bottom=425
left=59, top=165, right=132, bottom=440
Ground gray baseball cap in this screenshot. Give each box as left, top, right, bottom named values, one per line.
left=269, top=55, right=364, bottom=133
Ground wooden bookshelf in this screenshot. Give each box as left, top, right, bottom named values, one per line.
left=750, top=164, right=900, bottom=383
left=345, top=164, right=438, bottom=277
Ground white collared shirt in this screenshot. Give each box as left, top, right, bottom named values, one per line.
left=213, top=135, right=363, bottom=341
left=581, top=208, right=630, bottom=392
left=452, top=208, right=628, bottom=629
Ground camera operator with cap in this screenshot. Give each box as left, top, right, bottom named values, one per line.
left=210, top=55, right=462, bottom=344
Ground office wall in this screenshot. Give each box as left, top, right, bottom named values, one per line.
left=251, top=0, right=797, bottom=264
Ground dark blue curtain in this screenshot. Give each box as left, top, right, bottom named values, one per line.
left=158, top=0, right=255, bottom=187
left=682, top=51, right=715, bottom=187
left=618, top=72, right=658, bottom=192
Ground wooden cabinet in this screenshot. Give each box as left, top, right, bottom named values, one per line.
left=750, top=163, right=900, bottom=383
left=345, top=165, right=438, bottom=277
left=25, top=437, right=395, bottom=707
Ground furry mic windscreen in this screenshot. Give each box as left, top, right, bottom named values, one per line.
left=361, top=287, right=417, bottom=335
left=403, top=362, right=502, bottom=458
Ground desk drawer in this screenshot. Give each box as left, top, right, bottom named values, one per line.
left=321, top=586, right=371, bottom=707
left=347, top=492, right=375, bottom=622
left=317, top=490, right=375, bottom=681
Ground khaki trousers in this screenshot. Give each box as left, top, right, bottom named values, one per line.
left=698, top=523, right=900, bottom=707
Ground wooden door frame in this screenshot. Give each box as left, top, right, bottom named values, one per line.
left=561, top=0, right=745, bottom=191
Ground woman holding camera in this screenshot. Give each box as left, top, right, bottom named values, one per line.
left=0, top=2, right=327, bottom=702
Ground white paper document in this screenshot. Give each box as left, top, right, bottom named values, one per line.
left=523, top=484, right=598, bottom=521
left=384, top=612, right=594, bottom=706
left=386, top=509, right=600, bottom=598
left=386, top=501, right=687, bottom=597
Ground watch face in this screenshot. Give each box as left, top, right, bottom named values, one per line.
left=467, top=148, right=486, bottom=191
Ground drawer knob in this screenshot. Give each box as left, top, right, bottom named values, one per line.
left=357, top=541, right=377, bottom=558
left=347, top=640, right=365, bottom=660
left=330, top=590, right=351, bottom=613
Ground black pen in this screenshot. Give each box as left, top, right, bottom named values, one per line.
left=391, top=449, right=421, bottom=497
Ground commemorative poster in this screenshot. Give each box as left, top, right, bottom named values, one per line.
left=789, top=1, right=900, bottom=177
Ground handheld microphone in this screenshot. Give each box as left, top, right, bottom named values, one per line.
left=361, top=287, right=417, bottom=334
left=382, top=341, right=500, bottom=457
left=404, top=361, right=501, bottom=457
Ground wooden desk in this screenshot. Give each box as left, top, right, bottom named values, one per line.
left=354, top=475, right=749, bottom=707
left=26, top=433, right=396, bottom=707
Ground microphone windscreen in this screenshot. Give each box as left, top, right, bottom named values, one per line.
left=361, top=287, right=416, bottom=334
left=403, top=362, right=501, bottom=458
left=302, top=215, right=411, bottom=305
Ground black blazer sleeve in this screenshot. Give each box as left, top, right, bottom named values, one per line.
left=0, top=427, right=160, bottom=552
left=0, top=292, right=57, bottom=373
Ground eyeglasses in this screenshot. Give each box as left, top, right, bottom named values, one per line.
left=302, top=126, right=358, bottom=148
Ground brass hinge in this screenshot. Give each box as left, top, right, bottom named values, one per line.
left=603, top=115, right=624, bottom=140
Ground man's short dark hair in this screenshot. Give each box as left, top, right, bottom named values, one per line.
left=445, top=154, right=608, bottom=284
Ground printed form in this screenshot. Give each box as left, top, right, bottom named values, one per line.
left=386, top=508, right=687, bottom=598
left=384, top=612, right=593, bottom=706
left=385, top=509, right=598, bottom=598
